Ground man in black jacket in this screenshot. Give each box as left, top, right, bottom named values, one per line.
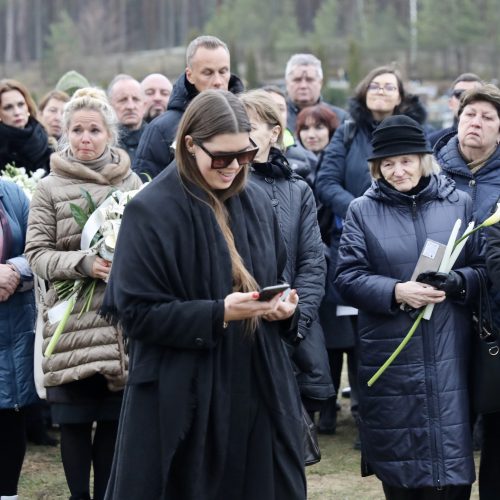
left=132, top=35, right=244, bottom=181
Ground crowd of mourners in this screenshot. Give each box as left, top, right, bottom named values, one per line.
left=1, top=34, right=499, bottom=500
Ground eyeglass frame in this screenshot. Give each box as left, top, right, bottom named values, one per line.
left=193, top=138, right=259, bottom=169
left=367, top=82, right=399, bottom=94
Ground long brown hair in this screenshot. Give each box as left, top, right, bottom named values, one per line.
left=175, top=90, right=259, bottom=297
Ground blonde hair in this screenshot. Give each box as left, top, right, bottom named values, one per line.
left=59, top=87, right=119, bottom=151
left=240, top=89, right=284, bottom=149
left=175, top=90, right=260, bottom=303
left=369, top=153, right=441, bottom=179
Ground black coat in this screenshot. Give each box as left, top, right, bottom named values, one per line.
left=335, top=174, right=484, bottom=488
left=0, top=117, right=51, bottom=174
left=250, top=149, right=333, bottom=401
left=102, top=166, right=306, bottom=499
left=486, top=212, right=500, bottom=327
left=132, top=73, right=244, bottom=181
left=118, top=123, right=146, bottom=164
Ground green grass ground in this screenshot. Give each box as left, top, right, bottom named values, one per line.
left=19, top=397, right=480, bottom=499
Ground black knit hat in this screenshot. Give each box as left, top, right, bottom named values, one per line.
left=367, top=115, right=432, bottom=161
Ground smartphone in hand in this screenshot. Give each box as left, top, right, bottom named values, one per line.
left=257, top=284, right=290, bottom=302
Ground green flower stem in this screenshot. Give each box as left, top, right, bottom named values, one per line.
left=44, top=294, right=77, bottom=357
left=367, top=309, right=425, bottom=387
left=453, top=224, right=483, bottom=249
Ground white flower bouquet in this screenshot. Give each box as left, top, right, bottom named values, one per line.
left=44, top=186, right=145, bottom=357
left=0, top=163, right=45, bottom=199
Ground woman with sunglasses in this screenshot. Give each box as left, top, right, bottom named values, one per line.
left=102, top=90, right=306, bottom=500
left=314, top=66, right=428, bottom=438
left=240, top=90, right=333, bottom=422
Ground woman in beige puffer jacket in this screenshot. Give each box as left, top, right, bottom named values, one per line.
left=25, top=87, right=142, bottom=500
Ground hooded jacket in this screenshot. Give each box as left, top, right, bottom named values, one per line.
left=250, top=148, right=333, bottom=401
left=434, top=133, right=500, bottom=222
left=132, top=73, right=244, bottom=181
left=25, top=148, right=142, bottom=390
left=335, top=174, right=484, bottom=489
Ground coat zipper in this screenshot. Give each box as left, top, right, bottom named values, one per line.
left=411, top=197, right=442, bottom=488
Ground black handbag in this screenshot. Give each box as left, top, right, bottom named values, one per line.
left=302, top=404, right=321, bottom=466
left=472, top=272, right=500, bottom=415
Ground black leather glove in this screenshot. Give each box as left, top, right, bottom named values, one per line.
left=416, top=270, right=465, bottom=299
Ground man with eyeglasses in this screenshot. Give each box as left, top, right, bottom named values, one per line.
left=132, top=35, right=244, bottom=181
left=428, top=73, right=483, bottom=147
left=285, top=53, right=348, bottom=133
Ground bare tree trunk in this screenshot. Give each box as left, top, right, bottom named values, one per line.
left=166, top=0, right=176, bottom=47
left=16, top=0, right=30, bottom=63
left=5, top=0, right=16, bottom=63
left=34, top=0, right=43, bottom=61
left=178, top=0, right=189, bottom=46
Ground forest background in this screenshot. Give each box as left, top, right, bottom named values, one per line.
left=0, top=0, right=498, bottom=122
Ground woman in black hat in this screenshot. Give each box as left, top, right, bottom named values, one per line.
left=335, top=115, right=484, bottom=499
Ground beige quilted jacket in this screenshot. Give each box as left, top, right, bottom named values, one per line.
left=25, top=148, right=142, bottom=390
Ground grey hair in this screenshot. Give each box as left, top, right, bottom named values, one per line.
left=186, top=35, right=229, bottom=67
left=107, top=74, right=138, bottom=100
left=369, top=153, right=441, bottom=180
left=285, top=54, right=323, bottom=80
left=58, top=87, right=119, bottom=151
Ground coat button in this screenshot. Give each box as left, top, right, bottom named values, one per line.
left=194, top=337, right=204, bottom=347
left=271, top=198, right=279, bottom=207
left=469, top=179, right=476, bottom=187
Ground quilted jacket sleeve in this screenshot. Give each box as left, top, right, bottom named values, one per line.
left=334, top=199, right=400, bottom=315
left=25, top=180, right=89, bottom=281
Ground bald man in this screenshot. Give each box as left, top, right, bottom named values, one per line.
left=140, top=73, right=173, bottom=123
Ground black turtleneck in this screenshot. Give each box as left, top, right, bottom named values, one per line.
left=379, top=175, right=431, bottom=197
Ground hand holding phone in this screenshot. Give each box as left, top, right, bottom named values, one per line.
left=257, top=283, right=290, bottom=302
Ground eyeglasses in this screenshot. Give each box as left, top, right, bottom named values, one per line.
left=193, top=138, right=259, bottom=169
left=367, top=83, right=398, bottom=94
left=452, top=89, right=466, bottom=99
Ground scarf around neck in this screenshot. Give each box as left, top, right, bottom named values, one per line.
left=51, top=146, right=131, bottom=185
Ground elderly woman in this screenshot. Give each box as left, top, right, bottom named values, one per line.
left=25, top=88, right=142, bottom=500
left=0, top=79, right=52, bottom=175
left=335, top=115, right=484, bottom=499
left=435, top=84, right=500, bottom=499
left=240, top=89, right=332, bottom=422
left=0, top=179, right=36, bottom=500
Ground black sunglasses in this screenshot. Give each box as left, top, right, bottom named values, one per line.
left=193, top=138, right=259, bottom=169
left=452, top=89, right=466, bottom=99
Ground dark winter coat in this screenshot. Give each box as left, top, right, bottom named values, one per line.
left=434, top=133, right=500, bottom=222
left=316, top=96, right=429, bottom=308
left=250, top=148, right=333, bottom=401
left=485, top=206, right=500, bottom=328
left=0, top=117, right=52, bottom=174
left=132, top=73, right=244, bottom=181
left=286, top=97, right=348, bottom=133
left=335, top=174, right=484, bottom=489
left=118, top=123, right=146, bottom=164
left=0, top=180, right=37, bottom=410
left=101, top=166, right=306, bottom=500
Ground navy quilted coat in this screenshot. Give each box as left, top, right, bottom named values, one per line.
left=0, top=180, right=37, bottom=409
left=434, top=133, right=500, bottom=222
left=335, top=174, right=484, bottom=489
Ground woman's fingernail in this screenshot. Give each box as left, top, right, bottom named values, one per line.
left=253, top=292, right=259, bottom=299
